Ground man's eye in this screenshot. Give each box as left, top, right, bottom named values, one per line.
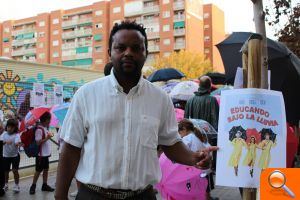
left=116, top=46, right=126, bottom=51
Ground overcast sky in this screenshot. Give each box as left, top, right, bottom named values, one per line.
left=0, top=0, right=284, bottom=39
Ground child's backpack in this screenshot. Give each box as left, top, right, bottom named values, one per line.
left=20, top=126, right=45, bottom=157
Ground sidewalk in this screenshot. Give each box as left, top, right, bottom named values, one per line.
left=3, top=171, right=241, bottom=200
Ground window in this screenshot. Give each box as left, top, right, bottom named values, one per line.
left=3, top=38, right=9, bottom=43
left=113, top=7, right=121, bottom=13
left=163, top=0, right=170, bottom=4
left=39, top=53, right=45, bottom=59
left=4, top=48, right=9, bottom=53
left=53, top=30, right=59, bottom=35
left=204, top=24, right=210, bottom=29
left=53, top=52, right=59, bottom=58
left=204, top=36, right=210, bottom=42
left=39, top=21, right=45, bottom=27
left=94, top=34, right=102, bottom=41
left=38, top=32, right=45, bottom=38
left=4, top=28, right=9, bottom=33
left=204, top=48, right=210, bottom=54
left=38, top=43, right=44, bottom=48
left=204, top=13, right=210, bottom=19
left=163, top=52, right=171, bottom=57
left=52, top=18, right=59, bottom=24
left=53, top=40, right=59, bottom=46
left=95, top=23, right=103, bottom=29
left=163, top=11, right=170, bottom=18
left=95, top=46, right=103, bottom=52
left=95, top=59, right=103, bottom=64
left=163, top=25, right=170, bottom=32
left=95, top=10, right=103, bottom=16
left=163, top=39, right=170, bottom=45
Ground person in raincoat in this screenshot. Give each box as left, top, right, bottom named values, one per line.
left=242, top=136, right=258, bottom=177
left=228, top=131, right=247, bottom=176
left=258, top=132, right=276, bottom=170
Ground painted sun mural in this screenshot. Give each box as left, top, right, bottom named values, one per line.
left=0, top=70, right=23, bottom=110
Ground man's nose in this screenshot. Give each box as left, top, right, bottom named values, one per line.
left=124, top=47, right=133, bottom=56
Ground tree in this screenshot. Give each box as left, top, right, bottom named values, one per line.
left=148, top=50, right=212, bottom=80
left=265, top=0, right=300, bottom=57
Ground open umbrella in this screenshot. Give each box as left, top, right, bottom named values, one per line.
left=205, top=72, right=226, bottom=85
left=155, top=153, right=207, bottom=200
left=169, top=81, right=198, bottom=101
left=260, top=128, right=276, bottom=142
left=229, top=126, right=247, bottom=141
left=245, top=128, right=261, bottom=144
left=52, top=103, right=70, bottom=125
left=148, top=68, right=185, bottom=82
left=161, top=82, right=179, bottom=94
left=217, top=32, right=300, bottom=125
left=189, top=119, right=217, bottom=135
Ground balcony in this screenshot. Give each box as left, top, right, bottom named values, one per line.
left=174, top=15, right=185, bottom=22
left=62, top=40, right=92, bottom=50
left=62, top=17, right=93, bottom=28
left=174, top=1, right=185, bottom=10
left=174, top=28, right=185, bottom=36
left=142, top=18, right=159, bottom=26
left=147, top=32, right=160, bottom=39
left=12, top=28, right=35, bottom=36
left=143, top=5, right=159, bottom=14
left=62, top=52, right=92, bottom=61
left=12, top=48, right=36, bottom=56
left=148, top=45, right=160, bottom=52
left=12, top=38, right=37, bottom=46
left=62, top=29, right=93, bottom=39
left=174, top=42, right=185, bottom=50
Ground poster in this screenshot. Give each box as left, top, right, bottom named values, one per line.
left=32, top=83, right=45, bottom=107
left=54, top=84, right=63, bottom=105
left=216, top=89, right=286, bottom=188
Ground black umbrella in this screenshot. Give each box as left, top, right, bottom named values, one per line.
left=205, top=72, right=226, bottom=85
left=217, top=32, right=300, bottom=125
left=260, top=128, right=276, bottom=142
left=229, top=126, right=247, bottom=141
left=148, top=68, right=185, bottom=82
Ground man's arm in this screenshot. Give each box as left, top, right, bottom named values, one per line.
left=55, top=143, right=81, bottom=200
left=162, top=141, right=218, bottom=169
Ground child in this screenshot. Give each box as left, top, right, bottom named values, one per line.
left=2, top=119, right=21, bottom=193
left=178, top=119, right=216, bottom=200
left=0, top=120, right=5, bottom=196
left=29, top=111, right=55, bottom=195
left=243, top=136, right=258, bottom=177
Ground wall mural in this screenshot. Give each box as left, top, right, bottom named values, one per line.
left=0, top=69, right=83, bottom=113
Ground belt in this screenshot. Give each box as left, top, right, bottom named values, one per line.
left=85, top=184, right=153, bottom=199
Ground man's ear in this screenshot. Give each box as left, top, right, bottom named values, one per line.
left=108, top=48, right=111, bottom=57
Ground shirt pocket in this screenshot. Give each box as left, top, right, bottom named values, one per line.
left=139, top=115, right=159, bottom=150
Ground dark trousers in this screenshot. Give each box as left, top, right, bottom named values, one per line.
left=76, top=184, right=157, bottom=200
left=0, top=141, right=5, bottom=189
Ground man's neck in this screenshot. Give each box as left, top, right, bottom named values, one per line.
left=113, top=71, right=141, bottom=94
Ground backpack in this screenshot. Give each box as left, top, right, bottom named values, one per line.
left=20, top=126, right=45, bottom=158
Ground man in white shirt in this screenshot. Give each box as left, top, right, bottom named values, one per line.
left=55, top=21, right=218, bottom=200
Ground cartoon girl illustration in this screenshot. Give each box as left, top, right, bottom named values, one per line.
left=243, top=136, right=258, bottom=177
left=258, top=132, right=276, bottom=170
left=228, top=131, right=247, bottom=176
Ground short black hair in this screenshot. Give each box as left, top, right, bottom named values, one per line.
left=108, top=20, right=148, bottom=54
left=40, top=111, right=51, bottom=123
left=104, top=62, right=113, bottom=76
left=5, top=118, right=19, bottom=133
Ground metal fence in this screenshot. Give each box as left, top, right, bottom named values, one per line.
left=0, top=80, right=78, bottom=168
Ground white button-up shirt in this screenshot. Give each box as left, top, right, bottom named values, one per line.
left=60, top=73, right=181, bottom=190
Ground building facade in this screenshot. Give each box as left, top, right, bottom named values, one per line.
left=203, top=4, right=226, bottom=72
left=0, top=1, right=224, bottom=72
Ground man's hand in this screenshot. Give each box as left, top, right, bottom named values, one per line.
left=193, top=146, right=219, bottom=169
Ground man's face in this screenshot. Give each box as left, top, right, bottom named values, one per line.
left=109, top=29, right=147, bottom=77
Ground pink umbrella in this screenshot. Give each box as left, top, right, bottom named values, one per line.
left=155, top=153, right=207, bottom=200
left=174, top=108, right=184, bottom=122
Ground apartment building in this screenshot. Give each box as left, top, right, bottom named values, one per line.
left=203, top=4, right=225, bottom=72
left=0, top=1, right=224, bottom=72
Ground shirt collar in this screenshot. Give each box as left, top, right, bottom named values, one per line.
left=109, top=70, right=145, bottom=96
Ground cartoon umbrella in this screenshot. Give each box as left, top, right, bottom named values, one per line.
left=229, top=126, right=247, bottom=141
left=245, top=128, right=261, bottom=144
left=260, top=128, right=276, bottom=142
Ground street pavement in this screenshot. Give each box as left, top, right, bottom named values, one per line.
left=3, top=171, right=242, bottom=200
